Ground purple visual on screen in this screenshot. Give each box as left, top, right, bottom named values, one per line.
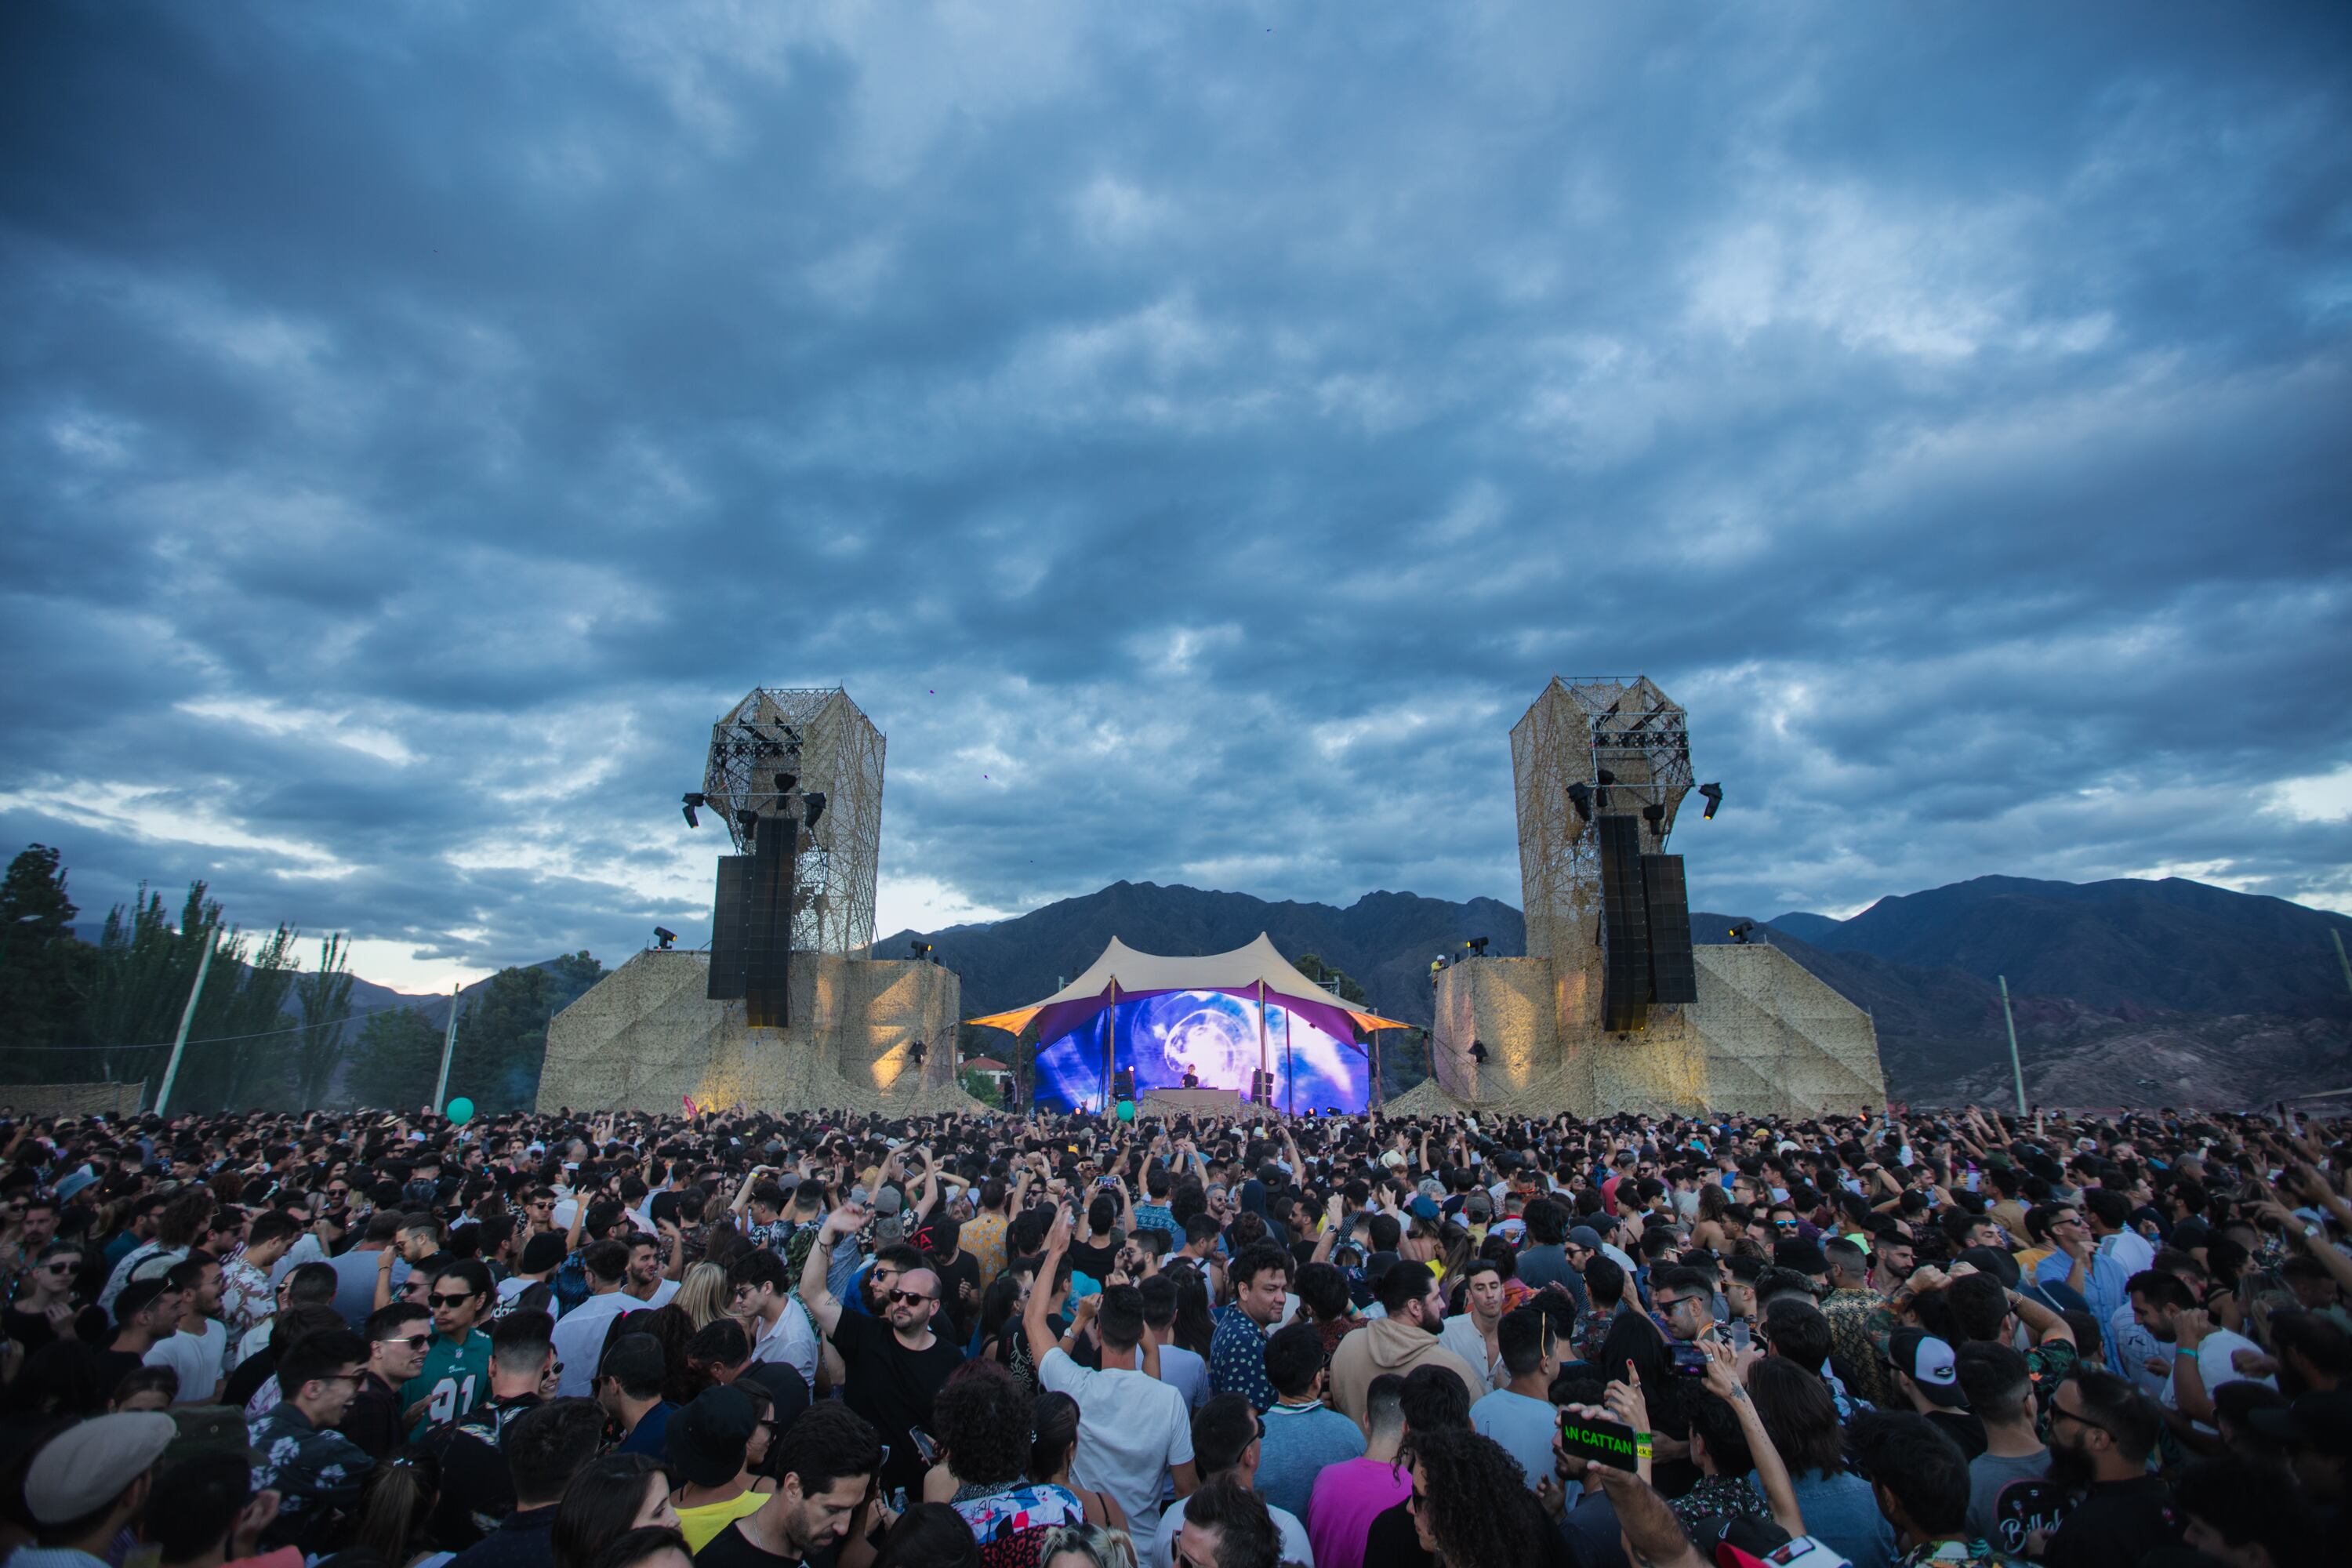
left=1030, top=989, right=1370, bottom=1114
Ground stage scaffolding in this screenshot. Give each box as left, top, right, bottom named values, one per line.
left=701, top=687, right=884, bottom=955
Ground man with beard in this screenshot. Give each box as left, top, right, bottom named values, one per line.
left=2038, top=1369, right=2180, bottom=1568
left=2126, top=1270, right=2273, bottom=1437
left=799, top=1200, right=965, bottom=1501
left=699, top=1403, right=884, bottom=1568
left=1327, top=1262, right=1485, bottom=1425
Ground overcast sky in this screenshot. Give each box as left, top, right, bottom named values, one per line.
left=4, top=2, right=2347, bottom=1001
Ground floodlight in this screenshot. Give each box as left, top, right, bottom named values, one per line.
left=1595, top=768, right=1616, bottom=811
left=735, top=809, right=760, bottom=835
left=681, top=792, right=702, bottom=829
left=1642, top=802, right=1666, bottom=837
left=775, top=771, right=797, bottom=793
left=1729, top=920, right=1755, bottom=945
left=1566, top=782, right=1593, bottom=822
left=1467, top=936, right=1490, bottom=956
left=802, top=791, right=827, bottom=829
left=1469, top=1040, right=1490, bottom=1062
left=653, top=927, right=678, bottom=950
left=1698, top=782, right=1723, bottom=819
left=909, top=940, right=934, bottom=960
left=909, top=1040, right=927, bottom=1065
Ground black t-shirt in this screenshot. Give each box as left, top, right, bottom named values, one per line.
left=832, top=1312, right=964, bottom=1495
left=2, top=1305, right=59, bottom=1356
left=695, top=1520, right=837, bottom=1568
left=223, top=1344, right=276, bottom=1412
left=93, top=1345, right=148, bottom=1399
left=1067, top=1240, right=1119, bottom=1281
left=338, top=1372, right=406, bottom=1460
left=1924, top=1408, right=1989, bottom=1461
left=934, top=1251, right=982, bottom=1338
left=2043, top=1475, right=2183, bottom=1568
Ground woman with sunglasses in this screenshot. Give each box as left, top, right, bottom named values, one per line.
left=3, top=1242, right=83, bottom=1357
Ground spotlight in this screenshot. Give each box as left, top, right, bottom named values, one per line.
left=1595, top=768, right=1616, bottom=811
left=735, top=808, right=760, bottom=836
left=775, top=771, right=797, bottom=793
left=1466, top=936, right=1490, bottom=956
left=802, top=791, right=827, bottom=830
left=1469, top=1040, right=1490, bottom=1062
left=909, top=940, right=934, bottom=960
left=681, top=792, right=704, bottom=829
left=909, top=1040, right=927, bottom=1065
left=1642, top=802, right=1665, bottom=837
left=1566, top=782, right=1593, bottom=822
left=1698, top=782, right=1723, bottom=819
left=653, top=927, right=678, bottom=950
left=1729, top=920, right=1755, bottom=945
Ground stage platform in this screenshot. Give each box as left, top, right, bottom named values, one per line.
left=1138, top=1087, right=1244, bottom=1117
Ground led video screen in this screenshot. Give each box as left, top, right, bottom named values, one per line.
left=1030, top=989, right=1370, bottom=1114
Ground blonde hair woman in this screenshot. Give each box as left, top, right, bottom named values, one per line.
left=1035, top=1523, right=1138, bottom=1568
left=671, top=1261, right=731, bottom=1330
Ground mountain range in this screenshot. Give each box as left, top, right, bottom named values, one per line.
left=872, top=874, right=2352, bottom=1107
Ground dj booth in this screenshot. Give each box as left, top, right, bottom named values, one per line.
left=1137, top=1087, right=1245, bottom=1117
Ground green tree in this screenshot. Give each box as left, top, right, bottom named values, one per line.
left=0, top=844, right=89, bottom=1056
left=289, top=933, right=354, bottom=1106
left=346, top=1006, right=444, bottom=1109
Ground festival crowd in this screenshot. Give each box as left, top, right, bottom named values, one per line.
left=0, top=1100, right=2345, bottom=1568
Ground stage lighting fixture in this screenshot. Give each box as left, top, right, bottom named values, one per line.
left=1642, top=802, right=1666, bottom=837
left=775, top=771, right=797, bottom=793
left=1595, top=768, right=1616, bottom=810
left=909, top=1040, right=927, bottom=1065
left=1566, top=782, right=1593, bottom=822
left=803, top=791, right=827, bottom=830
left=653, top=927, right=678, bottom=950
left=1469, top=1040, right=1490, bottom=1062
left=909, top=940, right=934, bottom=960
left=1729, top=920, right=1755, bottom=945
left=1467, top=936, right=1490, bottom=956
left=1698, top=782, right=1723, bottom=819
left=681, top=792, right=703, bottom=829
left=735, top=808, right=760, bottom=835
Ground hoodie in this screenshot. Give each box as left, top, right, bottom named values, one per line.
left=1327, top=1314, right=1485, bottom=1425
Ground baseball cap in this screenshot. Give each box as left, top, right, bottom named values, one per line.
left=24, top=1412, right=176, bottom=1523
left=1568, top=1225, right=1607, bottom=1253
left=1887, top=1329, right=1965, bottom=1408
left=114, top=1276, right=175, bottom=1326
left=666, top=1385, right=757, bottom=1487
left=874, top=1187, right=904, bottom=1217
left=1406, top=1196, right=1440, bottom=1223
left=2247, top=1389, right=2352, bottom=1455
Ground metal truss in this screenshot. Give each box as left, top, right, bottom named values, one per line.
left=698, top=687, right=884, bottom=955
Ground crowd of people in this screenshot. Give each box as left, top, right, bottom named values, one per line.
left=0, top=1098, right=2346, bottom=1568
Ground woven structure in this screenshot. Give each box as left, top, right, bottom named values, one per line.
left=535, top=950, right=983, bottom=1114
left=1418, top=675, right=1887, bottom=1116
left=701, top=688, right=884, bottom=955
left=0, top=1081, right=143, bottom=1117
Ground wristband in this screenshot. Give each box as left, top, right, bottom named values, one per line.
left=1635, top=1432, right=1654, bottom=1461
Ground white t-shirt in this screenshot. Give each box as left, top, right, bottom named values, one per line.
left=143, top=1320, right=228, bottom=1404
left=1038, top=1346, right=1196, bottom=1534
left=2164, top=1328, right=2276, bottom=1431
left=1148, top=1490, right=1312, bottom=1568
left=1438, top=1316, right=1504, bottom=1391
left=2100, top=1229, right=2155, bottom=1279
left=550, top=1292, right=639, bottom=1397
left=747, top=1297, right=820, bottom=1385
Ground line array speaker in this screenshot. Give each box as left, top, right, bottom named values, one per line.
left=743, top=821, right=797, bottom=1028
left=706, top=856, right=751, bottom=1001
left=1599, top=814, right=1651, bottom=1033
left=1642, top=852, right=1699, bottom=1004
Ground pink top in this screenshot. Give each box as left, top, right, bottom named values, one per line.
left=1307, top=1456, right=1412, bottom=1568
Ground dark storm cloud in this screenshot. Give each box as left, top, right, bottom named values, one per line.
left=3, top=1, right=2348, bottom=993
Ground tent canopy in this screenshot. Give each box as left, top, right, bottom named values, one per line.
left=964, top=932, right=1412, bottom=1041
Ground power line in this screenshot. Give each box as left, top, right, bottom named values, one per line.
left=6, top=1000, right=456, bottom=1056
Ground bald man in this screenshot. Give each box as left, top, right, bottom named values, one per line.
left=800, top=1201, right=966, bottom=1497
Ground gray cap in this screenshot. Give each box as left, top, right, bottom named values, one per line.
left=25, top=1413, right=176, bottom=1523
left=1568, top=1225, right=1608, bottom=1253
left=873, top=1186, right=904, bottom=1216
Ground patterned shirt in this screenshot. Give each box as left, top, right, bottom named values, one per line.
left=962, top=1210, right=1011, bottom=1283
left=219, top=1252, right=276, bottom=1342
left=249, top=1402, right=375, bottom=1552
left=1826, top=1287, right=1896, bottom=1408
left=1668, top=1474, right=1769, bottom=1534
left=1898, top=1539, right=2019, bottom=1566
left=1209, top=1308, right=1278, bottom=1413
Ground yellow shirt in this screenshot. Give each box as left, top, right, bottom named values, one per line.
left=675, top=1487, right=771, bottom=1552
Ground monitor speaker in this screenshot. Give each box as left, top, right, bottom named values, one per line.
left=706, top=856, right=751, bottom=1001
left=743, top=821, right=796, bottom=1028
left=1599, top=814, right=1650, bottom=1033
left=1642, top=852, right=1699, bottom=1004
left=1112, top=1068, right=1135, bottom=1101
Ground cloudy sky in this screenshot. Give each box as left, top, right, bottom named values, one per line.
left=4, top=2, right=2348, bottom=1001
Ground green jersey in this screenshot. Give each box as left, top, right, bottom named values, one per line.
left=402, top=1328, right=490, bottom=1436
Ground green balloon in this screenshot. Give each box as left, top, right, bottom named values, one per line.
left=1114, top=1098, right=1136, bottom=1122
left=445, top=1096, right=476, bottom=1126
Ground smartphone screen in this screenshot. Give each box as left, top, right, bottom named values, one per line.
left=1557, top=1412, right=1646, bottom=1472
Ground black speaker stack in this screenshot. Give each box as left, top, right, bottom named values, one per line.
left=707, top=818, right=797, bottom=1026
left=1641, top=851, right=1699, bottom=1004
left=1598, top=815, right=1650, bottom=1032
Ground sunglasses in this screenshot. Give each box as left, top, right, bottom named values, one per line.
left=429, top=1291, right=481, bottom=1307
left=887, top=1289, right=936, bottom=1306
left=41, top=1261, right=76, bottom=1273
left=379, top=1333, right=432, bottom=1352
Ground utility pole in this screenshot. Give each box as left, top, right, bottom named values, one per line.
left=154, top=938, right=215, bottom=1117
left=433, top=982, right=461, bottom=1110
left=2335, top=929, right=2351, bottom=1004
left=1998, top=975, right=2027, bottom=1119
